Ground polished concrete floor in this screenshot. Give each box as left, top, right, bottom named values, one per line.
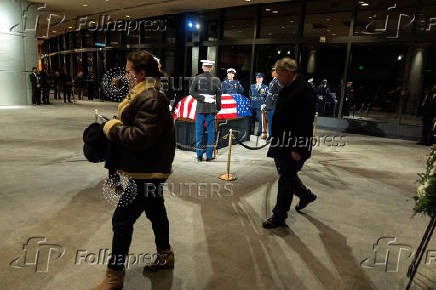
left=0, top=99, right=435, bottom=290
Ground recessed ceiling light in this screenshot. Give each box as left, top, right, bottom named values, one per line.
left=281, top=26, right=285, bottom=29
left=244, top=0, right=251, bottom=2
left=331, top=33, right=337, bottom=36
left=326, top=29, right=331, bottom=32
left=238, top=30, right=242, bottom=33
left=68, top=26, right=73, bottom=29
left=420, top=19, right=426, bottom=23
left=126, top=15, right=130, bottom=18
left=82, top=4, right=88, bottom=7
left=265, top=8, right=271, bottom=11
left=361, top=3, right=369, bottom=6
left=272, top=10, right=278, bottom=14
left=52, top=31, right=56, bottom=33
left=289, top=20, right=294, bottom=23
left=326, top=17, right=331, bottom=21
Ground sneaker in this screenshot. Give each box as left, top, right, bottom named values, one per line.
left=295, top=192, right=317, bottom=212
left=262, top=217, right=287, bottom=229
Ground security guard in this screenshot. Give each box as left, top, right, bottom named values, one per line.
left=249, top=72, right=268, bottom=136
left=221, top=68, right=244, bottom=95
left=189, top=60, right=222, bottom=161
left=265, top=67, right=280, bottom=139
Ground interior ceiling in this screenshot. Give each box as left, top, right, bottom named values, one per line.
left=29, top=0, right=289, bottom=38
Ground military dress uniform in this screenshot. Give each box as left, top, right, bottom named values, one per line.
left=189, top=60, right=222, bottom=161
left=265, top=77, right=280, bottom=138
left=249, top=78, right=268, bottom=136
left=221, top=68, right=244, bottom=95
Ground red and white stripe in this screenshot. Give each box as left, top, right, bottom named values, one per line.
left=173, top=94, right=237, bottom=120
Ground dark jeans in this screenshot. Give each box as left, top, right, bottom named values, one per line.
left=108, top=178, right=170, bottom=270
left=272, top=155, right=311, bottom=221
left=250, top=108, right=262, bottom=135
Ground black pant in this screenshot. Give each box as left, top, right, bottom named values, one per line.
left=64, top=88, right=72, bottom=102
left=42, top=86, right=50, bottom=104
left=420, top=116, right=435, bottom=145
left=54, top=85, right=61, bottom=99
left=272, top=156, right=311, bottom=221
left=32, top=88, right=41, bottom=105
left=108, top=179, right=170, bottom=270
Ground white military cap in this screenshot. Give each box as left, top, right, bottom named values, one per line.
left=201, top=60, right=215, bottom=66
left=227, top=68, right=236, bottom=74
left=308, top=78, right=314, bottom=83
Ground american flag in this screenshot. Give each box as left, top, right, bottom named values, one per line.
left=173, top=94, right=251, bottom=120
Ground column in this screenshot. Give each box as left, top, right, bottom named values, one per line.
left=0, top=0, right=39, bottom=106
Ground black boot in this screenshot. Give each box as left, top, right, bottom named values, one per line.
left=295, top=191, right=317, bottom=212
left=262, top=217, right=287, bottom=229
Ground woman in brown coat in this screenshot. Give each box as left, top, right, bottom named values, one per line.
left=92, top=50, right=175, bottom=290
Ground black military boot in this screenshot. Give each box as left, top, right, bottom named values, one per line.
left=295, top=191, right=317, bottom=213
left=197, top=157, right=203, bottom=162
left=262, top=217, right=287, bottom=229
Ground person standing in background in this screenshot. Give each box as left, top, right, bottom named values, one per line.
left=221, top=68, right=244, bottom=95
left=265, top=67, right=280, bottom=139
left=39, top=67, right=51, bottom=105
left=30, top=67, right=41, bottom=105
left=249, top=72, right=268, bottom=136
left=63, top=70, right=73, bottom=103
left=75, top=72, right=84, bottom=101
left=190, top=60, right=222, bottom=162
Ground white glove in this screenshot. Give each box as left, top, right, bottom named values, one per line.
left=202, top=95, right=215, bottom=104
left=261, top=104, right=266, bottom=111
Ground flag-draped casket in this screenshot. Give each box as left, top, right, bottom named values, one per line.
left=173, top=94, right=251, bottom=151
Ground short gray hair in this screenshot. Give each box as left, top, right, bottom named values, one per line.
left=275, top=57, right=297, bottom=72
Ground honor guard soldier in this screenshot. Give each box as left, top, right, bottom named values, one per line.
left=265, top=67, right=281, bottom=139
left=221, top=68, right=244, bottom=95
left=190, top=60, right=222, bottom=162
left=249, top=72, right=268, bottom=136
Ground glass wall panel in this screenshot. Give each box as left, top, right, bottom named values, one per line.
left=223, top=6, right=256, bottom=40
left=300, top=44, right=346, bottom=117
left=347, top=44, right=408, bottom=122
left=304, top=0, right=353, bottom=38
left=255, top=45, right=296, bottom=84
left=260, top=1, right=300, bottom=39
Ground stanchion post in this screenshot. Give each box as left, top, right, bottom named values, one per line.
left=219, top=129, right=237, bottom=181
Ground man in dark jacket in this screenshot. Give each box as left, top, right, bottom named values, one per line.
left=29, top=67, right=41, bottom=105
left=417, top=84, right=436, bottom=146
left=263, top=57, right=317, bottom=229
left=189, top=59, right=222, bottom=162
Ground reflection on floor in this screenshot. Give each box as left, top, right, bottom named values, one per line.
left=0, top=100, right=435, bottom=290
